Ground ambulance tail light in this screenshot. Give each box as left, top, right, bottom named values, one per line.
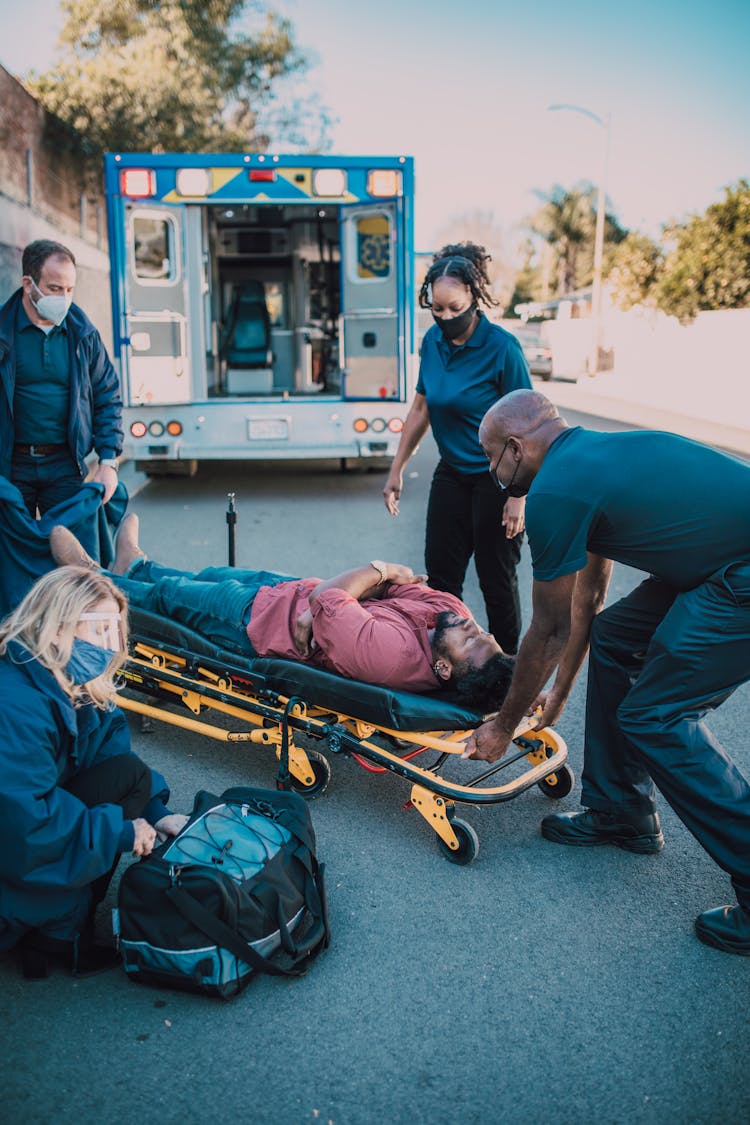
left=370, top=417, right=386, bottom=433
left=176, top=168, right=210, bottom=196
left=130, top=419, right=181, bottom=438
left=367, top=170, right=402, bottom=197
left=121, top=170, right=156, bottom=198
left=388, top=418, right=403, bottom=433
left=313, top=169, right=347, bottom=196
left=353, top=418, right=368, bottom=433
left=249, top=169, right=276, bottom=182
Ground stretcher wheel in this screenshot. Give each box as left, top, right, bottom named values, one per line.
left=437, top=818, right=479, bottom=866
left=290, top=751, right=331, bottom=799
left=537, top=764, right=575, bottom=799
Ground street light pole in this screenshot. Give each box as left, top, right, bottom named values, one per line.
left=548, top=103, right=611, bottom=375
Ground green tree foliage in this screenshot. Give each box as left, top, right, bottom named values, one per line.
left=653, top=180, right=750, bottom=321
left=527, top=182, right=627, bottom=298
left=29, top=0, right=328, bottom=154
left=606, top=233, right=665, bottom=311
left=505, top=239, right=541, bottom=317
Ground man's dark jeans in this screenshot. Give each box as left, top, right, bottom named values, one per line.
left=114, top=561, right=292, bottom=656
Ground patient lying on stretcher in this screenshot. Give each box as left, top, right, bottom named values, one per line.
left=50, top=516, right=514, bottom=712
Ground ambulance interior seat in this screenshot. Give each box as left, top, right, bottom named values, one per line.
left=222, top=281, right=272, bottom=369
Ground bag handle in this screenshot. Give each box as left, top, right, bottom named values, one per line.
left=165, top=861, right=329, bottom=979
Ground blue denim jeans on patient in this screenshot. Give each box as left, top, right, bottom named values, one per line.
left=114, top=562, right=294, bottom=657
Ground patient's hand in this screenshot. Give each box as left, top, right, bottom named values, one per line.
left=381, top=563, right=428, bottom=586
left=293, top=608, right=315, bottom=657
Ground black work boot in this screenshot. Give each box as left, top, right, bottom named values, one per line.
left=694, top=905, right=750, bottom=957
left=19, top=927, right=119, bottom=979
left=18, top=931, right=75, bottom=980
left=541, top=807, right=664, bottom=854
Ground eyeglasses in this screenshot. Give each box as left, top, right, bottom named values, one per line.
left=488, top=440, right=511, bottom=493
left=78, top=610, right=124, bottom=651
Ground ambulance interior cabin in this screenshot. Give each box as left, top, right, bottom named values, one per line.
left=212, top=203, right=341, bottom=397
left=131, top=198, right=396, bottom=401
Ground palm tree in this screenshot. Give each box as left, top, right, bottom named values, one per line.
left=527, top=183, right=626, bottom=299
left=528, top=183, right=596, bottom=296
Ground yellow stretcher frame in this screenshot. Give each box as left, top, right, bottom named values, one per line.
left=119, top=639, right=573, bottom=864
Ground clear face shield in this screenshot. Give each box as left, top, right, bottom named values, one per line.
left=77, top=610, right=125, bottom=653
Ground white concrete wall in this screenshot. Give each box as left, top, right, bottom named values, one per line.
left=543, top=303, right=750, bottom=429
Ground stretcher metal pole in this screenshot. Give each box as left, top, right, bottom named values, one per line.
left=226, top=492, right=237, bottom=567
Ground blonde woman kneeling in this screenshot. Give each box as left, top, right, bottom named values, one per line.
left=0, top=566, right=187, bottom=979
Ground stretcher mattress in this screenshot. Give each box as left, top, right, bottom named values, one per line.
left=127, top=608, right=484, bottom=732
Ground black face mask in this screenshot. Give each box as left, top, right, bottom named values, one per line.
left=506, top=480, right=528, bottom=499
left=433, top=304, right=477, bottom=340
left=489, top=441, right=529, bottom=498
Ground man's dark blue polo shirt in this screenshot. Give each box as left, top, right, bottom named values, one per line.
left=527, top=427, right=750, bottom=589
left=416, top=312, right=531, bottom=473
left=14, top=301, right=71, bottom=444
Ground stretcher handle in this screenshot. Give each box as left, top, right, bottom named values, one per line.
left=226, top=492, right=237, bottom=567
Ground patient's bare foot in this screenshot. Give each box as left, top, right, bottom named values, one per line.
left=50, top=526, right=99, bottom=570
left=112, top=513, right=146, bottom=575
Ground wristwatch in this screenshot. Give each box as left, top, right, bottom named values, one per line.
left=99, top=457, right=119, bottom=471
left=369, top=560, right=388, bottom=584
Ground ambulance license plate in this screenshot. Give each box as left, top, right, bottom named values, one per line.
left=247, top=418, right=289, bottom=441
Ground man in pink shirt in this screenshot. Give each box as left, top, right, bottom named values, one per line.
left=51, top=517, right=514, bottom=712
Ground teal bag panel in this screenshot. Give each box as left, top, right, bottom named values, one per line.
left=162, top=802, right=292, bottom=882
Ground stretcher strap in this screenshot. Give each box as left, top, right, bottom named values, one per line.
left=276, top=696, right=304, bottom=790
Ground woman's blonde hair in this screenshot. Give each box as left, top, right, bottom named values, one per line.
left=0, top=566, right=129, bottom=708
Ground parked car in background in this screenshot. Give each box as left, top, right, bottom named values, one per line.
left=512, top=327, right=554, bottom=381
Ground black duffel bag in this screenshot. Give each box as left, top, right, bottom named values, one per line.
left=115, top=785, right=330, bottom=999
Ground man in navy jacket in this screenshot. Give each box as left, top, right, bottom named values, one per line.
left=0, top=239, right=123, bottom=517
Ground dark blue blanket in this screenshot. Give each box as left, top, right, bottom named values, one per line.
left=0, top=475, right=128, bottom=617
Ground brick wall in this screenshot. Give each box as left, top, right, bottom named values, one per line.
left=0, top=64, right=106, bottom=247
left=0, top=64, right=113, bottom=347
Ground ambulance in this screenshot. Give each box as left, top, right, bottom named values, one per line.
left=103, top=152, right=415, bottom=472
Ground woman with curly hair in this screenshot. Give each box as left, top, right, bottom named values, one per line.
left=0, top=566, right=186, bottom=979
left=383, top=242, right=531, bottom=653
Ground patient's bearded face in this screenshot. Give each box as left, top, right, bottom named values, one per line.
left=432, top=611, right=501, bottom=672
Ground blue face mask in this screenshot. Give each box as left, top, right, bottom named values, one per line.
left=66, top=637, right=117, bottom=684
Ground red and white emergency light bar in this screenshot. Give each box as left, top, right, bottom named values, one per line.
left=118, top=163, right=403, bottom=201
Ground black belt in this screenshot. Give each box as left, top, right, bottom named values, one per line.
left=14, top=443, right=68, bottom=457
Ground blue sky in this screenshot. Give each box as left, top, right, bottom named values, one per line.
left=1, top=0, right=748, bottom=251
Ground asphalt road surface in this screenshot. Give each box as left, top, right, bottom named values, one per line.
left=1, top=409, right=748, bottom=1125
